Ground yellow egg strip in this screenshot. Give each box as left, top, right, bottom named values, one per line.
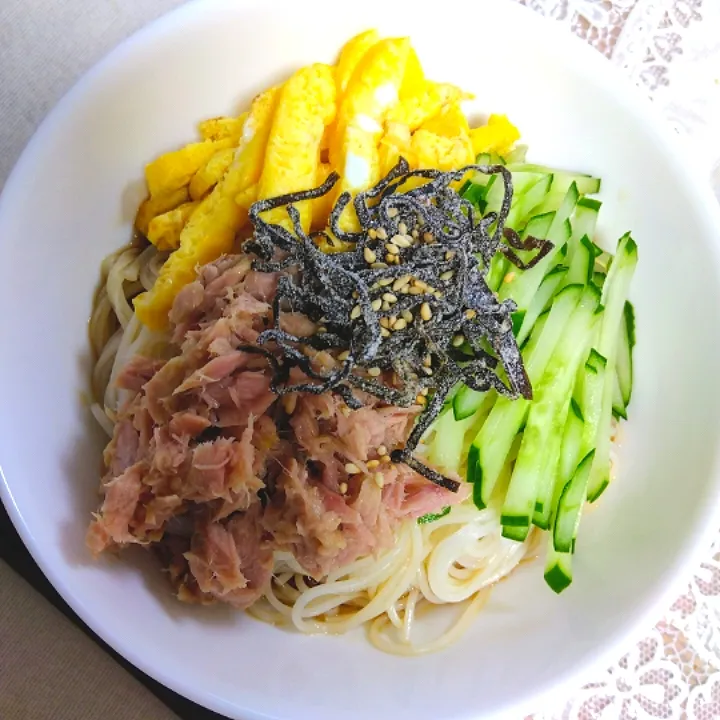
left=332, top=37, right=411, bottom=230
left=257, top=64, right=336, bottom=232
left=197, top=113, right=246, bottom=142
left=335, top=29, right=381, bottom=96
left=146, top=201, right=198, bottom=252
left=144, top=138, right=234, bottom=198
left=134, top=87, right=279, bottom=330
left=470, top=114, right=521, bottom=157
left=135, top=186, right=189, bottom=236
left=189, top=147, right=236, bottom=200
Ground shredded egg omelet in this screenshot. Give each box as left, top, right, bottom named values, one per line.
left=133, top=31, right=520, bottom=330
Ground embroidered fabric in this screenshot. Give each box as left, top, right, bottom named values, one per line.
left=515, top=1, right=720, bottom=716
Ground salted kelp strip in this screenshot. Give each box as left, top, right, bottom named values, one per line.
left=244, top=159, right=551, bottom=491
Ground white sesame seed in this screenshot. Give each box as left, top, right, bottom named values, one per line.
left=393, top=318, right=407, bottom=331
left=371, top=298, right=382, bottom=311
left=420, top=302, right=432, bottom=321
left=368, top=229, right=377, bottom=240
left=423, top=232, right=435, bottom=243
left=376, top=227, right=388, bottom=240
left=385, top=243, right=400, bottom=255
left=382, top=292, right=397, bottom=303
left=452, top=334, right=465, bottom=347
left=368, top=367, right=381, bottom=377
left=379, top=277, right=393, bottom=287
left=339, top=482, right=348, bottom=493
left=388, top=208, right=399, bottom=218
left=371, top=262, right=389, bottom=270
left=364, top=247, right=377, bottom=263
left=350, top=304, right=361, bottom=320
left=377, top=445, right=388, bottom=456
left=398, top=221, right=408, bottom=235
left=338, top=350, right=350, bottom=361
left=409, top=286, right=424, bottom=295
left=401, top=309, right=413, bottom=323
left=374, top=472, right=385, bottom=488
left=367, top=459, right=380, bottom=469
left=465, top=309, right=477, bottom=319
left=440, top=270, right=455, bottom=281
left=344, top=463, right=361, bottom=474
left=381, top=327, right=390, bottom=338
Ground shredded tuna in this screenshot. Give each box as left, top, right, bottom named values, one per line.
left=89, top=253, right=460, bottom=606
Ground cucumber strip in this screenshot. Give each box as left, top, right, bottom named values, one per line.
left=484, top=172, right=544, bottom=216
left=427, top=408, right=477, bottom=476
left=557, top=398, right=584, bottom=498
left=545, top=539, right=573, bottom=593
left=516, top=265, right=567, bottom=345
left=469, top=285, right=583, bottom=497
left=612, top=371, right=627, bottom=420
left=501, top=285, right=601, bottom=537
left=499, top=184, right=578, bottom=312
left=592, top=270, right=607, bottom=290
left=553, top=449, right=596, bottom=552
left=507, top=163, right=601, bottom=195
left=506, top=174, right=554, bottom=230
left=616, top=301, right=635, bottom=407
left=572, top=198, right=602, bottom=243
left=453, top=386, right=486, bottom=421
left=503, top=144, right=528, bottom=164
left=579, top=349, right=608, bottom=456
left=587, top=234, right=638, bottom=502
left=488, top=211, right=555, bottom=292
left=564, top=235, right=597, bottom=287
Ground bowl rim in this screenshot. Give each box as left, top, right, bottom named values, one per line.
left=2, top=0, right=720, bottom=718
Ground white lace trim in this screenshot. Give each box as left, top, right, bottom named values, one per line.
left=517, top=0, right=720, bottom=716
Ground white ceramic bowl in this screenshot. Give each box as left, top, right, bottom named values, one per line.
left=3, top=1, right=720, bottom=718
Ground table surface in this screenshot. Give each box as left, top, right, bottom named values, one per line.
left=3, top=1, right=720, bottom=719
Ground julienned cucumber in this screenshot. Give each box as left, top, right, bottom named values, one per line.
left=506, top=163, right=601, bottom=196
left=516, top=265, right=567, bottom=345
left=500, top=285, right=601, bottom=538
left=456, top=156, right=636, bottom=594
left=586, top=234, right=638, bottom=502
left=544, top=540, right=573, bottom=594
left=499, top=183, right=579, bottom=312
left=554, top=449, right=596, bottom=553
left=468, top=285, right=583, bottom=499
left=616, top=302, right=635, bottom=407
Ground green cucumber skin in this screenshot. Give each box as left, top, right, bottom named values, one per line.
left=544, top=544, right=573, bottom=593
left=471, top=286, right=583, bottom=509
left=553, top=449, right=596, bottom=553
left=587, top=234, right=638, bottom=501
left=501, top=286, right=600, bottom=537
left=453, top=386, right=486, bottom=421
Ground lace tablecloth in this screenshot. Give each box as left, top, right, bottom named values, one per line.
left=518, top=1, right=720, bottom=717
